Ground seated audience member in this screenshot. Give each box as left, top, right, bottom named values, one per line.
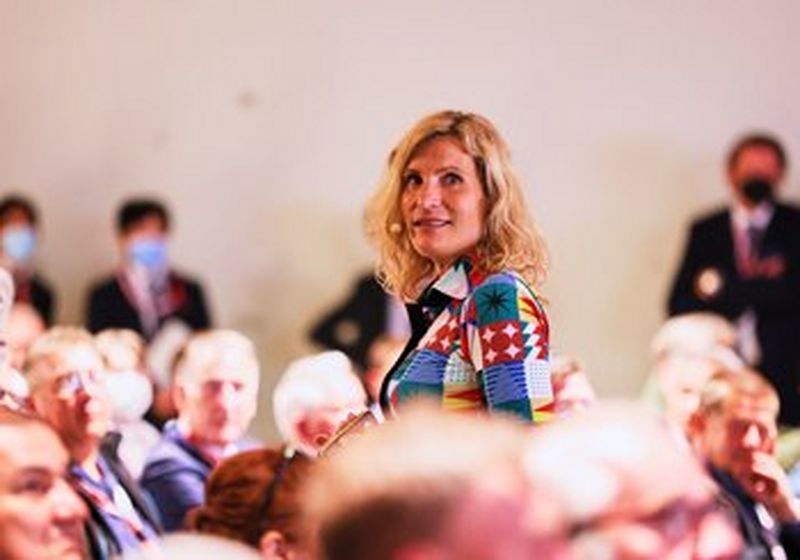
left=187, top=447, right=313, bottom=559
left=95, top=329, right=160, bottom=479
left=641, top=312, right=742, bottom=436
left=140, top=329, right=260, bottom=531
left=688, top=368, right=800, bottom=558
left=304, top=404, right=563, bottom=560
left=6, top=303, right=45, bottom=370
left=550, top=354, right=597, bottom=418
left=522, top=402, right=743, bottom=559
left=86, top=197, right=211, bottom=340
left=0, top=194, right=56, bottom=323
left=272, top=350, right=367, bottom=458
left=25, top=327, right=161, bottom=557
left=0, top=407, right=88, bottom=560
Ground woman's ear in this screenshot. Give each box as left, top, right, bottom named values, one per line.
left=259, top=530, right=289, bottom=560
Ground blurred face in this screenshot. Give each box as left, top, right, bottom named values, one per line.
left=697, top=398, right=777, bottom=480
left=31, top=344, right=112, bottom=450
left=0, top=424, right=88, bottom=560
left=553, top=373, right=596, bottom=418
left=119, top=214, right=168, bottom=269
left=442, top=472, right=570, bottom=560
left=400, top=136, right=487, bottom=272
left=7, top=305, right=46, bottom=370
left=0, top=208, right=37, bottom=268
left=295, top=403, right=365, bottom=454
left=659, top=358, right=719, bottom=434
left=563, top=453, right=742, bottom=559
left=0, top=207, right=32, bottom=231
left=178, top=362, right=258, bottom=445
left=570, top=491, right=741, bottom=559
left=728, top=145, right=784, bottom=207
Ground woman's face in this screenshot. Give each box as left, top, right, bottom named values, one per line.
left=400, top=136, right=487, bottom=271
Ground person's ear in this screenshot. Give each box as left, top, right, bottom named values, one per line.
left=259, top=530, right=289, bottom=560
left=295, top=417, right=329, bottom=450
left=687, top=411, right=705, bottom=440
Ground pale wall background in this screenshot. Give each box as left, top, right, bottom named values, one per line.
left=1, top=1, right=799, bottom=441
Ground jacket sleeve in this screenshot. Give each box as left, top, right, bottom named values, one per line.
left=464, top=275, right=553, bottom=423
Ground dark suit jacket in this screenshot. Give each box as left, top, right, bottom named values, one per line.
left=310, top=273, right=388, bottom=371
left=14, top=273, right=55, bottom=324
left=138, top=422, right=259, bottom=532
left=138, top=422, right=213, bottom=532
left=711, top=467, right=800, bottom=560
left=86, top=270, right=211, bottom=340
left=668, top=203, right=800, bottom=424
left=83, top=433, right=163, bottom=560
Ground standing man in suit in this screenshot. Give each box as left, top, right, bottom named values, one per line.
left=668, top=133, right=800, bottom=425
left=0, top=194, right=56, bottom=324
left=86, top=198, right=211, bottom=341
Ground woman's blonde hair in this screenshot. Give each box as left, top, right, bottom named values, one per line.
left=364, top=110, right=548, bottom=301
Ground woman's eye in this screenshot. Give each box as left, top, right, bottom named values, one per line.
left=442, top=172, right=462, bottom=186
left=403, top=173, right=422, bottom=188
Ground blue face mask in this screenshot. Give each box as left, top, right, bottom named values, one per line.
left=2, top=226, right=36, bottom=263
left=127, top=238, right=168, bottom=270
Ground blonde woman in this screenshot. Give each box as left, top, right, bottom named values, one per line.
left=365, top=110, right=553, bottom=423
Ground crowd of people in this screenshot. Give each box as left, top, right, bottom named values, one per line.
left=2, top=110, right=800, bottom=559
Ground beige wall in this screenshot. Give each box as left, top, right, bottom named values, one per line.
left=2, top=1, right=799, bottom=440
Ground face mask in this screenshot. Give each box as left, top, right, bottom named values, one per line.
left=104, top=370, right=153, bottom=423
left=741, top=178, right=774, bottom=205
left=127, top=239, right=168, bottom=270
left=2, top=226, right=36, bottom=264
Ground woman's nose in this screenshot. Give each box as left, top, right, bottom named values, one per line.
left=418, top=180, right=442, bottom=209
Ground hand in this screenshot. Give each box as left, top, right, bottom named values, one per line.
left=736, top=452, right=800, bottom=523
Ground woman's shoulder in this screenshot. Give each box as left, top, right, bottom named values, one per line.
left=472, top=268, right=540, bottom=297
left=465, top=269, right=546, bottom=321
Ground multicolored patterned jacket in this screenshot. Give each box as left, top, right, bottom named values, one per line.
left=383, top=256, right=554, bottom=423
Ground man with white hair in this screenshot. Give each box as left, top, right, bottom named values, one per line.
left=140, top=329, right=260, bottom=531
left=272, top=350, right=367, bottom=457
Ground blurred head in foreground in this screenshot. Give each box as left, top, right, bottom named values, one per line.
left=125, top=533, right=262, bottom=560
left=523, top=402, right=742, bottom=559
left=304, top=404, right=565, bottom=560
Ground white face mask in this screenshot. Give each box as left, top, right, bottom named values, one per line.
left=104, top=370, right=153, bottom=423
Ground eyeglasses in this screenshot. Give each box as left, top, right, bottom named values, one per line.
left=0, top=388, right=30, bottom=411
left=52, top=370, right=103, bottom=398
